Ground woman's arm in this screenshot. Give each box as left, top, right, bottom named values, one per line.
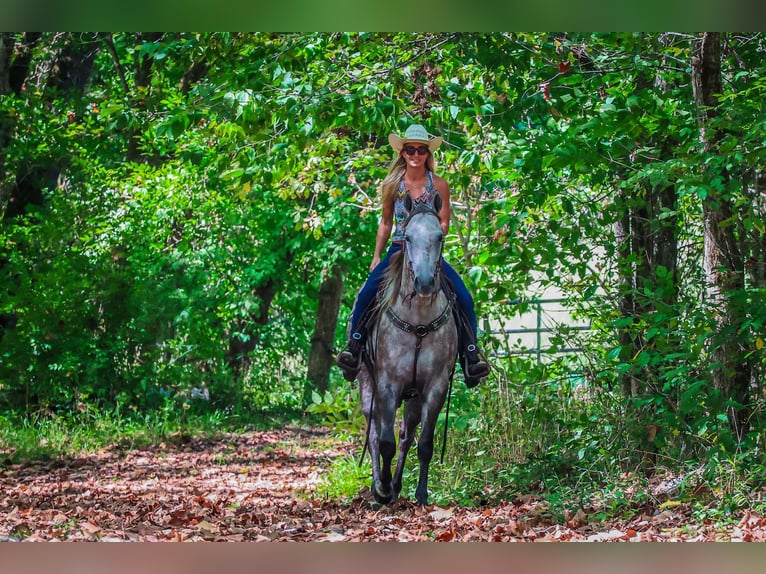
left=434, top=175, right=451, bottom=235
left=370, top=200, right=394, bottom=271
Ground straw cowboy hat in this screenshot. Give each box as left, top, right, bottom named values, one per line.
left=388, top=124, right=444, bottom=153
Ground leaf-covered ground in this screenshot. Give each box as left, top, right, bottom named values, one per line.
left=1, top=426, right=764, bottom=542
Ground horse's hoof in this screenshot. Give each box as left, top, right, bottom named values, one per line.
left=373, top=491, right=395, bottom=505
left=372, top=481, right=395, bottom=505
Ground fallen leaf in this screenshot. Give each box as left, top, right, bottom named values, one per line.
left=586, top=529, right=627, bottom=542
left=429, top=508, right=453, bottom=521
left=321, top=532, right=346, bottom=542
left=197, top=520, right=219, bottom=534
left=79, top=521, right=102, bottom=536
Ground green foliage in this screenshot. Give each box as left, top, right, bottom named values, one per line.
left=2, top=33, right=766, bottom=518
left=312, top=454, right=370, bottom=503
left=304, top=384, right=364, bottom=433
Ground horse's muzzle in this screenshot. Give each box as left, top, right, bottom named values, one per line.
left=413, top=274, right=437, bottom=295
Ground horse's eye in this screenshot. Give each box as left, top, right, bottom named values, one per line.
left=404, top=235, right=411, bottom=243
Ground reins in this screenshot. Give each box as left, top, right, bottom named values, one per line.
left=441, top=360, right=457, bottom=463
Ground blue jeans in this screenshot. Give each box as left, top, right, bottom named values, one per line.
left=349, top=243, right=478, bottom=338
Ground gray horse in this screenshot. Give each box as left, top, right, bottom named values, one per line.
left=358, top=193, right=458, bottom=506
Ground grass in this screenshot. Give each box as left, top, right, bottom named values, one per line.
left=312, top=454, right=370, bottom=502
left=0, top=401, right=303, bottom=463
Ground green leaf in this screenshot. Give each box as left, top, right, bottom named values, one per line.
left=606, top=346, right=623, bottom=361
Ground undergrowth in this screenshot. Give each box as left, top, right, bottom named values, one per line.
left=0, top=399, right=302, bottom=464
left=309, top=357, right=766, bottom=526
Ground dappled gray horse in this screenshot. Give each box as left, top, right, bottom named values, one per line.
left=358, top=194, right=458, bottom=506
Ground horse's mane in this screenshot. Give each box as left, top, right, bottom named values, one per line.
left=403, top=200, right=440, bottom=227
left=380, top=250, right=404, bottom=308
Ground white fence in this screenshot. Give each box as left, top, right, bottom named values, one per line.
left=488, top=298, right=591, bottom=364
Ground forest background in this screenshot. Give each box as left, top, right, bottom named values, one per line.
left=1, top=32, right=765, bottom=517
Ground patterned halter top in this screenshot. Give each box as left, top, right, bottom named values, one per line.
left=391, top=171, right=436, bottom=243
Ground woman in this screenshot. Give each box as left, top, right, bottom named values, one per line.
left=337, top=123, right=490, bottom=387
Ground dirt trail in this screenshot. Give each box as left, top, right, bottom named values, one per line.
left=0, top=426, right=762, bottom=541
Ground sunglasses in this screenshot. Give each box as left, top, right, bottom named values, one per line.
left=403, top=145, right=430, bottom=156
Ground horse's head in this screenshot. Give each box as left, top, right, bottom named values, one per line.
left=402, top=193, right=444, bottom=297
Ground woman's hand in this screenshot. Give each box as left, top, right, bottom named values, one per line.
left=370, top=254, right=381, bottom=271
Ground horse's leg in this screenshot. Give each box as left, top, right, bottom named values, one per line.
left=414, top=390, right=447, bottom=506
left=393, top=398, right=421, bottom=499
left=360, top=377, right=384, bottom=504
left=373, top=387, right=398, bottom=504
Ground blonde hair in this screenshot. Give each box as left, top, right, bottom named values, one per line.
left=379, top=151, right=437, bottom=207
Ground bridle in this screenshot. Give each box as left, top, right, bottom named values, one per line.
left=401, top=207, right=444, bottom=298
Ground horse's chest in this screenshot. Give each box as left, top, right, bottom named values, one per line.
left=375, top=313, right=456, bottom=382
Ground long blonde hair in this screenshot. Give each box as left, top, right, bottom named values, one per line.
left=379, top=152, right=437, bottom=207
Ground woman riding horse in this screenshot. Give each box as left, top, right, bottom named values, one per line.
left=337, top=123, right=490, bottom=387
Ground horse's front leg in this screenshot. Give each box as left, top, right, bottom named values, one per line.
left=414, top=422, right=435, bottom=506
left=370, top=385, right=398, bottom=505
left=360, top=377, right=383, bottom=503
left=414, top=390, right=447, bottom=506
left=393, top=398, right=421, bottom=499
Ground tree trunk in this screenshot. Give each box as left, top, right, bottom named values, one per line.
left=615, top=71, right=680, bottom=399
left=306, top=265, right=345, bottom=394
left=615, top=207, right=640, bottom=397
left=616, top=183, right=676, bottom=398
left=225, top=279, right=277, bottom=377
left=0, top=33, right=14, bottom=95
left=692, top=32, right=751, bottom=438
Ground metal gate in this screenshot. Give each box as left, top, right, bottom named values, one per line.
left=488, top=298, right=591, bottom=364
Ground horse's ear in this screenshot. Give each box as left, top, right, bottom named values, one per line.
left=433, top=192, right=442, bottom=214
left=404, top=193, right=413, bottom=213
